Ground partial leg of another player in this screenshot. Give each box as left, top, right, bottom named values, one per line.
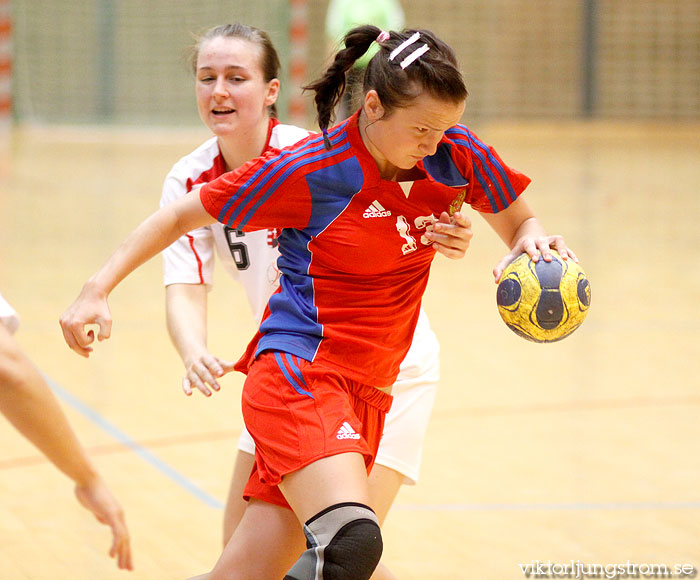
left=222, top=448, right=260, bottom=546
left=365, top=464, right=403, bottom=580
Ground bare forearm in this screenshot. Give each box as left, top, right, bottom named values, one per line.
left=507, top=216, right=546, bottom=249
left=481, top=196, right=576, bottom=281
left=1, top=324, right=132, bottom=569
left=165, top=283, right=209, bottom=367
left=481, top=196, right=541, bottom=249
left=164, top=284, right=237, bottom=397
left=61, top=195, right=215, bottom=356
left=91, top=198, right=213, bottom=297
left=0, top=338, right=97, bottom=485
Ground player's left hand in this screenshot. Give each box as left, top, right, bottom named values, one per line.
left=427, top=211, right=472, bottom=259
left=493, top=235, right=578, bottom=282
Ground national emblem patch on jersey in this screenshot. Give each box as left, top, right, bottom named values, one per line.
left=449, top=189, right=466, bottom=215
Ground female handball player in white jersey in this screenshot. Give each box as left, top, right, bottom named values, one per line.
left=160, top=24, right=470, bottom=580
left=61, top=24, right=576, bottom=580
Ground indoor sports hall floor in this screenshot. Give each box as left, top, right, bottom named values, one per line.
left=1, top=120, right=698, bottom=579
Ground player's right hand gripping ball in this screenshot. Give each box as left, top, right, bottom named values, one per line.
left=496, top=250, right=591, bottom=343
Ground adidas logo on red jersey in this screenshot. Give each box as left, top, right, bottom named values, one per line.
left=336, top=421, right=361, bottom=440
left=363, top=200, right=391, bottom=218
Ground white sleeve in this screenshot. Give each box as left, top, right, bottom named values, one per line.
left=0, top=292, right=20, bottom=334
left=160, top=172, right=215, bottom=287
left=268, top=124, right=312, bottom=150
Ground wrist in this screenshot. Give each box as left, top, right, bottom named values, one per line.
left=72, top=461, right=101, bottom=488
left=182, top=346, right=208, bottom=369
left=83, top=276, right=110, bottom=300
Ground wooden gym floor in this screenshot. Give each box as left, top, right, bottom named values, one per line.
left=0, top=120, right=699, bottom=579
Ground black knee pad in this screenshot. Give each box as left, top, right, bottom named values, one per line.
left=284, top=502, right=383, bottom=580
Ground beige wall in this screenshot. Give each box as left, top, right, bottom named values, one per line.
left=306, top=0, right=699, bottom=123
left=11, top=0, right=700, bottom=125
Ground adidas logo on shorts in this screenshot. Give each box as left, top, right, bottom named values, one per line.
left=363, top=200, right=392, bottom=218
left=336, top=421, right=361, bottom=440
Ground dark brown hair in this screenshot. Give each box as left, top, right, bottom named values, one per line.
left=191, top=23, right=281, bottom=118
left=304, top=25, right=468, bottom=148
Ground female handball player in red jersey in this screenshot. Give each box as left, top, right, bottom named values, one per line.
left=61, top=25, right=576, bottom=580
left=160, top=23, right=470, bottom=580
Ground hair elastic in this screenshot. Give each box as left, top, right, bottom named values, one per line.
left=322, top=127, right=332, bottom=150
left=376, top=31, right=390, bottom=44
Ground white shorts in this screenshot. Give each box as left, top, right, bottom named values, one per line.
left=0, top=293, right=20, bottom=334
left=238, top=309, right=439, bottom=485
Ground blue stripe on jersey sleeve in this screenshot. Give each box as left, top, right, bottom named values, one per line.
left=471, top=164, right=500, bottom=213
left=448, top=135, right=508, bottom=208
left=237, top=141, right=353, bottom=230
left=218, top=143, right=322, bottom=225
left=218, top=126, right=347, bottom=227
left=447, top=126, right=518, bottom=206
left=467, top=132, right=518, bottom=204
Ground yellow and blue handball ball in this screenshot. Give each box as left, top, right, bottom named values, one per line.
left=496, top=250, right=591, bottom=343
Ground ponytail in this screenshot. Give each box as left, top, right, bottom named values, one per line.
left=303, top=25, right=382, bottom=149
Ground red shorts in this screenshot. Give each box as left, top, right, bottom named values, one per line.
left=241, top=350, right=393, bottom=508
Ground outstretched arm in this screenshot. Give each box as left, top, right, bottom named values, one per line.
left=0, top=323, right=132, bottom=569
left=60, top=193, right=215, bottom=357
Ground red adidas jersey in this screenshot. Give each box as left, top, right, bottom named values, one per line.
left=200, top=111, right=530, bottom=387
